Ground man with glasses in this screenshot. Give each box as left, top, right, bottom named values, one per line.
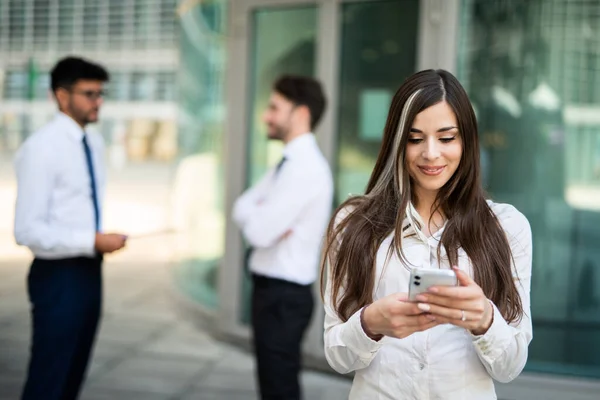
left=14, top=56, right=127, bottom=400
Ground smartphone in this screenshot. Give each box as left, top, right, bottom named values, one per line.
left=408, top=267, right=458, bottom=301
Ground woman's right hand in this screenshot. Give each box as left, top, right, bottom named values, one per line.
left=362, top=293, right=438, bottom=339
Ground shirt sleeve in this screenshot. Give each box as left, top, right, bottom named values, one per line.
left=232, top=171, right=274, bottom=227
left=323, top=284, right=385, bottom=374
left=13, top=141, right=96, bottom=255
left=322, top=206, right=384, bottom=374
left=234, top=163, right=325, bottom=248
left=470, top=206, right=533, bottom=383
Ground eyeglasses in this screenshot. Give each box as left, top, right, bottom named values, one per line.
left=70, top=89, right=106, bottom=101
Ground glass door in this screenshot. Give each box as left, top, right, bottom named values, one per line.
left=335, top=0, right=420, bottom=203
left=241, top=4, right=319, bottom=324
left=220, top=0, right=328, bottom=344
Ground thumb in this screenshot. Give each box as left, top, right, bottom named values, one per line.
left=395, top=293, right=409, bottom=302
left=453, top=266, right=475, bottom=287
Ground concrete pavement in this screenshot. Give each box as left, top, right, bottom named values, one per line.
left=0, top=257, right=352, bottom=400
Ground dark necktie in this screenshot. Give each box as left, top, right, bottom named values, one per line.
left=274, top=156, right=286, bottom=176
left=82, top=134, right=100, bottom=232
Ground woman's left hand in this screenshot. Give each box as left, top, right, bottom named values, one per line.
left=415, top=267, right=493, bottom=335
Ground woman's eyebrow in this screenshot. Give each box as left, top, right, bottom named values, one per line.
left=410, top=126, right=458, bottom=133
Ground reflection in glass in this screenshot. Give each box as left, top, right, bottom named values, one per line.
left=458, top=0, right=600, bottom=378
left=172, top=0, right=227, bottom=310
left=335, top=0, right=419, bottom=204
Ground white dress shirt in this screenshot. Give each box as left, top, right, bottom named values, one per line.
left=323, top=201, right=533, bottom=400
left=233, top=134, right=333, bottom=285
left=14, top=112, right=106, bottom=259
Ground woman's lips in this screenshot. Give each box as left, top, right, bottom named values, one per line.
left=418, top=165, right=445, bottom=176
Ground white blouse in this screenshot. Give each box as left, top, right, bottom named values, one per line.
left=323, top=201, right=533, bottom=400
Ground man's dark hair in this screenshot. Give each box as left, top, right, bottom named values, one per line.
left=50, top=56, right=109, bottom=93
left=273, top=75, right=326, bottom=130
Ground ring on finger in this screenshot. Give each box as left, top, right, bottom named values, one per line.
left=461, top=310, right=467, bottom=321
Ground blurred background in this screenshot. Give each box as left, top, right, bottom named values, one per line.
left=0, top=0, right=600, bottom=399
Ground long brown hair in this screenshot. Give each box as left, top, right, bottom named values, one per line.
left=320, top=69, right=523, bottom=323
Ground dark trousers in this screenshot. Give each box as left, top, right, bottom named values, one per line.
left=251, top=274, right=314, bottom=400
left=21, top=256, right=102, bottom=400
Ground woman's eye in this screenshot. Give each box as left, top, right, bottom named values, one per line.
left=440, top=137, right=456, bottom=143
left=408, top=138, right=423, bottom=144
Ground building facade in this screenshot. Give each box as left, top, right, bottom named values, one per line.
left=1, top=0, right=599, bottom=398
left=176, top=0, right=600, bottom=398
left=0, top=0, right=180, bottom=164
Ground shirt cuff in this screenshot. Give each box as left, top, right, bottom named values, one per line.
left=341, top=307, right=384, bottom=359
left=70, top=229, right=97, bottom=256
left=470, top=301, right=512, bottom=362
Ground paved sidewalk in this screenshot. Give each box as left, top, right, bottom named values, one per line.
left=0, top=258, right=352, bottom=400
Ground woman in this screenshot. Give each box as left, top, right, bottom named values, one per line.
left=321, top=69, right=532, bottom=399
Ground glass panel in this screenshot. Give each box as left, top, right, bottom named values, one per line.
left=106, top=72, right=131, bottom=101
left=4, top=70, right=27, bottom=100
left=134, top=0, right=152, bottom=47
left=458, top=0, right=600, bottom=378
left=241, top=5, right=318, bottom=323
left=172, top=0, right=227, bottom=310
left=83, top=0, right=101, bottom=47
left=156, top=71, right=176, bottom=101
left=33, top=0, right=51, bottom=50
left=8, top=0, right=26, bottom=51
left=335, top=0, right=419, bottom=204
left=35, top=71, right=50, bottom=100
left=159, top=0, right=178, bottom=46
left=131, top=72, right=156, bottom=101
left=58, top=0, right=75, bottom=49
left=108, top=0, right=125, bottom=46
left=0, top=2, right=4, bottom=51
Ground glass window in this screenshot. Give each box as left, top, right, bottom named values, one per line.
left=108, top=0, right=125, bottom=45
left=133, top=0, right=152, bottom=47
left=172, top=0, right=227, bottom=310
left=0, top=2, right=4, bottom=50
left=335, top=0, right=419, bottom=204
left=106, top=72, right=131, bottom=101
left=4, top=70, right=27, bottom=100
left=458, top=0, right=600, bottom=378
left=240, top=5, right=318, bottom=323
left=33, top=0, right=51, bottom=49
left=83, top=0, right=101, bottom=47
left=58, top=0, right=75, bottom=48
left=156, top=71, right=176, bottom=102
left=35, top=72, right=50, bottom=100
left=8, top=0, right=26, bottom=50
left=131, top=72, right=156, bottom=101
left=247, top=6, right=317, bottom=184
left=159, top=0, right=178, bottom=46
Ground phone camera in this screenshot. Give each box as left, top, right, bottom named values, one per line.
left=415, top=276, right=421, bottom=280
left=414, top=281, right=420, bottom=286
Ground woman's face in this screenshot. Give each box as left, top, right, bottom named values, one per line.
left=405, top=101, right=463, bottom=200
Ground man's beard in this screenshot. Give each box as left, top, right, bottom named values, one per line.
left=268, top=125, right=288, bottom=141
left=74, top=109, right=98, bottom=126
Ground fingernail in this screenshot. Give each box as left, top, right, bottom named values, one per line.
left=416, top=295, right=427, bottom=302
left=428, top=287, right=438, bottom=293
left=417, top=303, right=430, bottom=312
left=452, top=266, right=459, bottom=270
left=426, top=314, right=436, bottom=321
